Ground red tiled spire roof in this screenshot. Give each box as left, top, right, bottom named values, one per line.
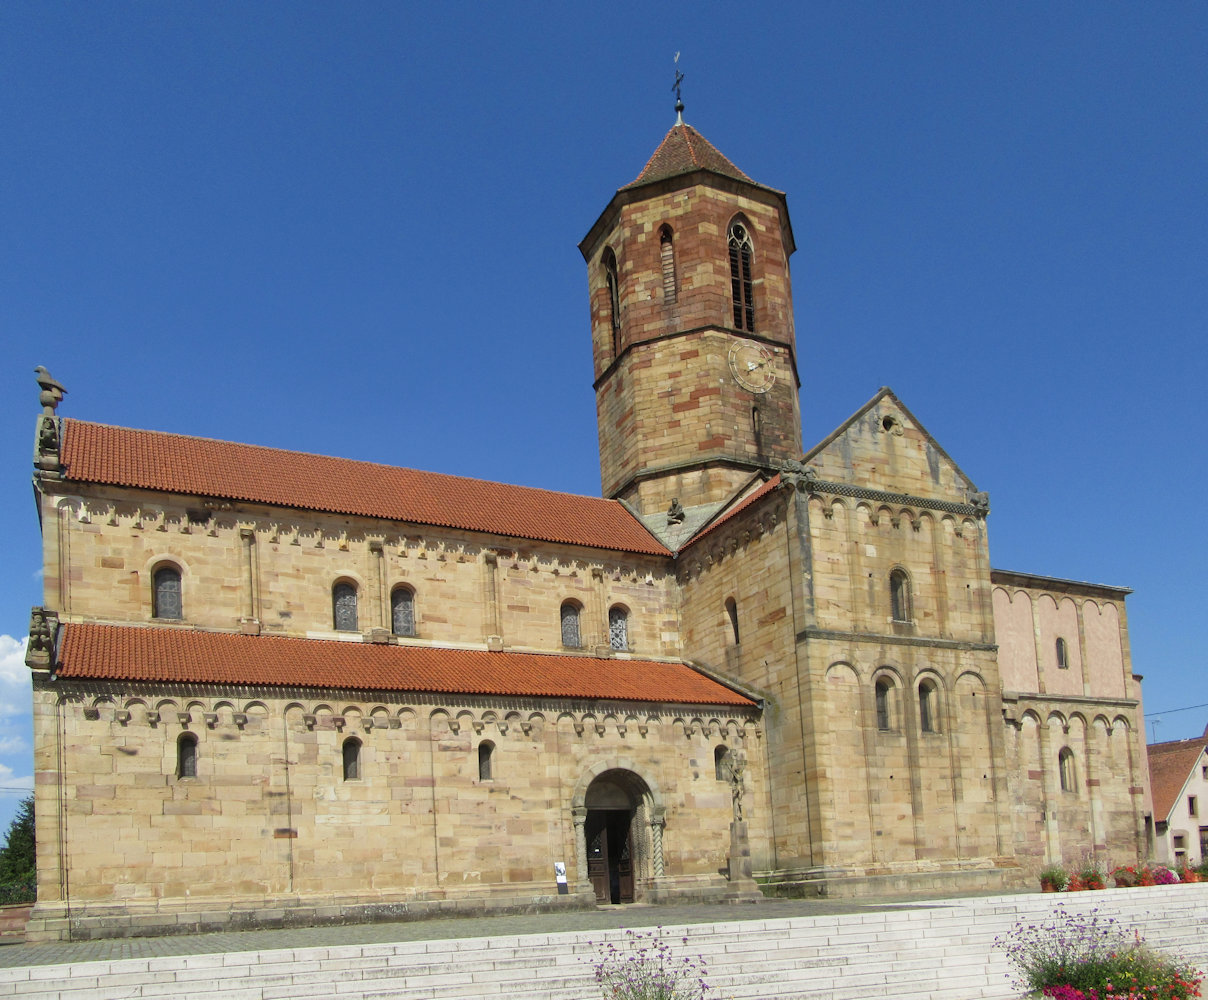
left=1147, top=738, right=1208, bottom=821
left=624, top=123, right=753, bottom=189
left=59, top=420, right=669, bottom=556
left=56, top=623, right=754, bottom=707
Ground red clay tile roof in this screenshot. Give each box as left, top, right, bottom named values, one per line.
left=624, top=123, right=753, bottom=189
left=56, top=622, right=754, bottom=707
left=1148, top=738, right=1208, bottom=821
left=60, top=420, right=669, bottom=556
left=680, top=475, right=783, bottom=550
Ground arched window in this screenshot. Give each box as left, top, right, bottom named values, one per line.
left=177, top=733, right=198, bottom=779
left=478, top=740, right=495, bottom=780
left=714, top=745, right=732, bottom=781
left=342, top=737, right=361, bottom=781
left=560, top=601, right=582, bottom=648
left=725, top=597, right=740, bottom=645
left=152, top=564, right=183, bottom=620
left=391, top=585, right=416, bottom=637
left=608, top=606, right=629, bottom=650
left=659, top=225, right=677, bottom=303
left=890, top=569, right=912, bottom=623
left=1058, top=747, right=1076, bottom=792
left=728, top=220, right=754, bottom=331
left=875, top=678, right=893, bottom=731
left=919, top=679, right=939, bottom=734
left=332, top=582, right=358, bottom=632
left=603, top=247, right=621, bottom=352
left=1055, top=637, right=1069, bottom=670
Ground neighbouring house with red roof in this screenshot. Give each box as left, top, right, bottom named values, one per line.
left=1147, top=736, right=1208, bottom=868
left=24, top=112, right=1151, bottom=942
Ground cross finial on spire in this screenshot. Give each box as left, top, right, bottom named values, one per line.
left=672, top=52, right=685, bottom=125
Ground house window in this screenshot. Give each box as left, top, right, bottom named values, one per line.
left=603, top=247, right=621, bottom=352
left=332, top=582, right=358, bottom=632
left=1059, top=747, right=1076, bottom=792
left=1056, top=637, right=1069, bottom=670
left=875, top=679, right=893, bottom=731
left=391, top=585, right=416, bottom=637
left=342, top=737, right=361, bottom=781
left=1199, top=826, right=1208, bottom=858
left=478, top=740, right=494, bottom=780
left=152, top=564, right=183, bottom=620
left=177, top=733, right=198, bottom=779
left=560, top=601, right=582, bottom=648
left=725, top=597, right=740, bottom=645
left=918, top=680, right=939, bottom=734
left=608, top=606, right=629, bottom=650
left=1190, top=795, right=1199, bottom=817
left=728, top=220, right=755, bottom=331
left=714, top=745, right=732, bottom=781
left=659, top=225, right=677, bottom=303
left=890, top=569, right=911, bottom=623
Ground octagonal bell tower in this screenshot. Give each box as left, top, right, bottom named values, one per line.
left=580, top=114, right=802, bottom=518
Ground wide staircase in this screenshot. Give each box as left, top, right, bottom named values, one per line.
left=2, top=886, right=1206, bottom=1000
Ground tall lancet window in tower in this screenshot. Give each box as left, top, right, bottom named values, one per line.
left=728, top=220, right=755, bottom=331
left=659, top=225, right=677, bottom=303
left=602, top=247, right=621, bottom=355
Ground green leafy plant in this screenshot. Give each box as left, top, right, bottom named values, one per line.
left=1040, top=866, right=1069, bottom=891
left=995, top=904, right=1202, bottom=999
left=589, top=927, right=713, bottom=1000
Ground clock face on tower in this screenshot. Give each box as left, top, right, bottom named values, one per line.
left=727, top=341, right=776, bottom=393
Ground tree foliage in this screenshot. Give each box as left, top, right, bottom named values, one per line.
left=0, top=795, right=35, bottom=884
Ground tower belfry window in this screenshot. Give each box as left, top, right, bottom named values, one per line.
left=659, top=226, right=677, bottom=304
left=728, top=221, right=754, bottom=331
left=603, top=248, right=621, bottom=353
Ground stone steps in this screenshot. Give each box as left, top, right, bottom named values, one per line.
left=2, top=885, right=1206, bottom=1000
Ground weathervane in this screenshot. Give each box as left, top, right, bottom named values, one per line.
left=673, top=52, right=685, bottom=124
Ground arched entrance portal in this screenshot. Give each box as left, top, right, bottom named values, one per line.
left=584, top=770, right=647, bottom=904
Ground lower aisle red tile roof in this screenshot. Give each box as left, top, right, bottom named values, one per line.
left=56, top=623, right=755, bottom=708
left=60, top=419, right=669, bottom=557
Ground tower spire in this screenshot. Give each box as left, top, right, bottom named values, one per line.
left=672, top=52, right=685, bottom=125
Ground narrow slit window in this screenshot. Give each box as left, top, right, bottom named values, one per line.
left=1059, top=747, right=1076, bottom=792
left=1055, top=637, right=1069, bottom=670
left=153, top=564, right=183, bottom=620
left=560, top=601, right=582, bottom=648
left=392, top=586, right=416, bottom=637
left=728, top=221, right=754, bottom=331
left=342, top=737, right=361, bottom=781
left=919, top=680, right=938, bottom=733
left=875, top=679, right=892, bottom=731
left=608, top=606, right=628, bottom=650
left=177, top=733, right=198, bottom=779
left=333, top=582, right=358, bottom=632
left=659, top=225, right=677, bottom=303
left=714, top=745, right=731, bottom=781
left=890, top=569, right=911, bottom=623
left=478, top=740, right=494, bottom=780
left=725, top=597, right=740, bottom=645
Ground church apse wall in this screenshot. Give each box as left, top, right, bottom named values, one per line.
left=993, top=574, right=1147, bottom=868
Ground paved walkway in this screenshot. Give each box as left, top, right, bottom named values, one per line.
left=0, top=892, right=1007, bottom=969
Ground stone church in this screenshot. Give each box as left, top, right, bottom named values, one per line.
left=25, top=115, right=1151, bottom=941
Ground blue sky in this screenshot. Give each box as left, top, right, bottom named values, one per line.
left=1, top=2, right=1205, bottom=834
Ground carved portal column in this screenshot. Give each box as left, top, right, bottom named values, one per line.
left=572, top=806, right=590, bottom=889
left=649, top=811, right=665, bottom=879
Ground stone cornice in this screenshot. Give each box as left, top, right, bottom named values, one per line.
left=797, top=627, right=997, bottom=653
left=783, top=464, right=989, bottom=518
left=1001, top=690, right=1140, bottom=711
